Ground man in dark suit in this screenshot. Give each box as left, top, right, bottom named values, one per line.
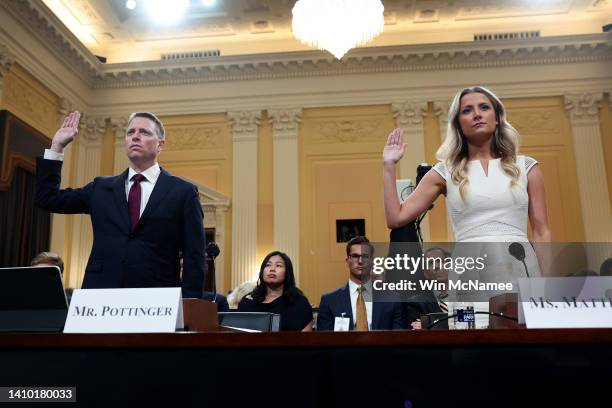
left=407, top=247, right=450, bottom=329
left=201, top=292, right=230, bottom=313
left=317, top=236, right=406, bottom=331
left=35, top=111, right=205, bottom=298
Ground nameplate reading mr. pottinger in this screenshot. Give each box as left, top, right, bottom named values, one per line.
left=64, top=288, right=183, bottom=333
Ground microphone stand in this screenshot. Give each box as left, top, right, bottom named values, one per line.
left=518, top=258, right=530, bottom=278
left=414, top=204, right=434, bottom=245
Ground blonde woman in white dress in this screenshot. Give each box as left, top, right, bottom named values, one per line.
left=382, top=86, right=552, bottom=326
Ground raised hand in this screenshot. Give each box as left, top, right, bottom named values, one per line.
left=51, top=111, right=81, bottom=153
left=382, top=128, right=406, bottom=165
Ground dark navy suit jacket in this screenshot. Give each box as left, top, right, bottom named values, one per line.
left=317, top=283, right=406, bottom=331
left=35, top=158, right=206, bottom=298
left=405, top=291, right=444, bottom=325
left=202, top=291, right=229, bottom=313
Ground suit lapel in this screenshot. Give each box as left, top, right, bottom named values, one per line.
left=112, top=170, right=130, bottom=234
left=136, top=168, right=174, bottom=230
left=339, top=284, right=354, bottom=330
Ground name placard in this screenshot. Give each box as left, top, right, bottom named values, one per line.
left=518, top=277, right=612, bottom=328
left=64, top=288, right=183, bottom=333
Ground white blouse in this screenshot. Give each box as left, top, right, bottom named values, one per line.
left=432, top=155, right=538, bottom=242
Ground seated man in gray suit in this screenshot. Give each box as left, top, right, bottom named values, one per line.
left=317, top=236, right=406, bottom=331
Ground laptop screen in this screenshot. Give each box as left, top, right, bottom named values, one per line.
left=0, top=266, right=68, bottom=310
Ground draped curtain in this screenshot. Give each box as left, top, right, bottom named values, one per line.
left=0, top=111, right=51, bottom=267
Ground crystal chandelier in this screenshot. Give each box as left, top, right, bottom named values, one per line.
left=292, top=0, right=385, bottom=60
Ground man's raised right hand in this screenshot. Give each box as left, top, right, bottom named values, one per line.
left=50, top=111, right=81, bottom=154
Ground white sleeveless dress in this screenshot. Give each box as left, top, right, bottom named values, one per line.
left=432, top=155, right=540, bottom=327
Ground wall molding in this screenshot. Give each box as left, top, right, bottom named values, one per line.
left=0, top=0, right=99, bottom=85
left=1, top=1, right=610, bottom=92
left=94, top=36, right=612, bottom=89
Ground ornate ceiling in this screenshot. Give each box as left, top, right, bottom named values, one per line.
left=40, top=0, right=612, bottom=63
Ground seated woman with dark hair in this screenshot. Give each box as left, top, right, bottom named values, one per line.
left=238, top=251, right=313, bottom=331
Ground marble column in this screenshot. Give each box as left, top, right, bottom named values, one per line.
left=269, top=108, right=302, bottom=282
left=392, top=101, right=430, bottom=241
left=228, top=110, right=261, bottom=287
left=564, top=92, right=611, bottom=269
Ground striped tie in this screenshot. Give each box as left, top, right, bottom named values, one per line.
left=438, top=299, right=448, bottom=313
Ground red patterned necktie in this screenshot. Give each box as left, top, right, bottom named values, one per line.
left=128, top=173, right=145, bottom=230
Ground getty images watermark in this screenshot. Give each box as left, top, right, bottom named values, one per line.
left=371, top=252, right=514, bottom=293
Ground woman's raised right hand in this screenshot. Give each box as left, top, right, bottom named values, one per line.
left=383, top=128, right=406, bottom=165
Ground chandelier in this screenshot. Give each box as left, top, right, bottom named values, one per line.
left=292, top=0, right=385, bottom=60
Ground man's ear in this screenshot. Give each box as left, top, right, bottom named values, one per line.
left=158, top=138, right=165, bottom=152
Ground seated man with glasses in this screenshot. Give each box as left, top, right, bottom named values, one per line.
left=317, top=236, right=406, bottom=331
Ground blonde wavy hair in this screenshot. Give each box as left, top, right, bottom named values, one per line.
left=436, top=86, right=520, bottom=201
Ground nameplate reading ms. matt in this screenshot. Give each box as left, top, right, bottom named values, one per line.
left=518, top=277, right=612, bottom=328
left=64, top=288, right=183, bottom=333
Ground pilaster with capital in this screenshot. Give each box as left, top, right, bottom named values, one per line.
left=64, top=113, right=106, bottom=288
left=392, top=100, right=429, bottom=240
left=110, top=116, right=129, bottom=173
left=433, top=100, right=452, bottom=144
left=269, top=108, right=302, bottom=281
left=564, top=92, right=611, bottom=267
left=214, top=204, right=229, bottom=293
left=49, top=97, right=75, bottom=279
left=228, top=110, right=261, bottom=288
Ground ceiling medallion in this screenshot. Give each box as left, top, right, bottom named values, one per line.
left=292, top=0, right=385, bottom=59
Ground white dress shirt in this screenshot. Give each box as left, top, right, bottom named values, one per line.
left=348, top=279, right=373, bottom=330
left=44, top=149, right=160, bottom=217
left=126, top=165, right=161, bottom=217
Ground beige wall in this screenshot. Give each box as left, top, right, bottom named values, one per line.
left=0, top=63, right=58, bottom=138
left=601, top=94, right=612, bottom=209
left=257, top=111, right=274, bottom=265
left=506, top=96, right=585, bottom=242
left=423, top=102, right=450, bottom=242
left=296, top=96, right=591, bottom=303
left=100, top=126, right=115, bottom=177
left=158, top=113, right=233, bottom=292
left=298, top=105, right=396, bottom=301
left=2, top=33, right=610, bottom=298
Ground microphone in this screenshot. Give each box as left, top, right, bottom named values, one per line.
left=508, top=242, right=525, bottom=261
left=206, top=242, right=220, bottom=259
left=508, top=242, right=530, bottom=278
left=205, top=242, right=221, bottom=298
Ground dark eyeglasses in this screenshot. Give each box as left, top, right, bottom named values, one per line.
left=348, top=253, right=371, bottom=261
